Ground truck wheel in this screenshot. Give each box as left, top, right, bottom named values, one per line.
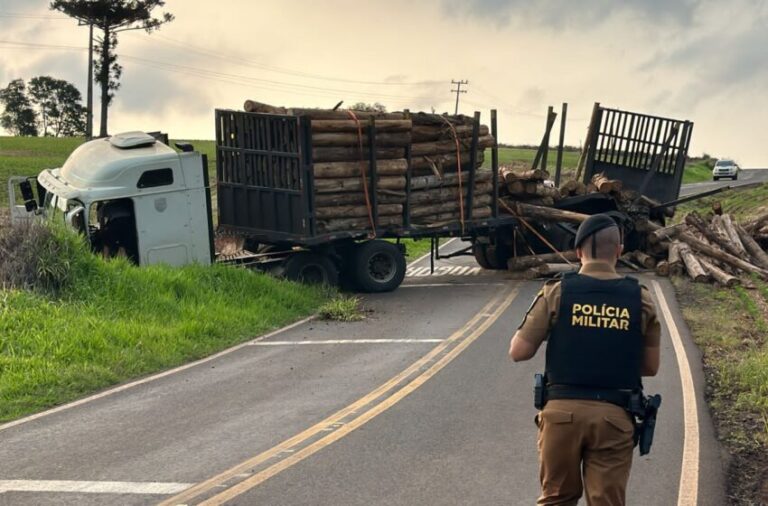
left=352, top=240, right=406, bottom=293
left=283, top=252, right=339, bottom=286
left=484, top=245, right=507, bottom=270
left=473, top=243, right=493, bottom=269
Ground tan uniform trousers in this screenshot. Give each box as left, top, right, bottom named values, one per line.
left=537, top=399, right=635, bottom=506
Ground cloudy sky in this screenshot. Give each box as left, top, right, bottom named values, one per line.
left=1, top=0, right=766, bottom=166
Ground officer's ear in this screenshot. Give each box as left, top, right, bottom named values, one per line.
left=575, top=247, right=584, bottom=260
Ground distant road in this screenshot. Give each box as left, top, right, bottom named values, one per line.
left=679, top=168, right=768, bottom=197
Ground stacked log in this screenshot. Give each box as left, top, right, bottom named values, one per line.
left=499, top=166, right=560, bottom=207
left=243, top=100, right=495, bottom=233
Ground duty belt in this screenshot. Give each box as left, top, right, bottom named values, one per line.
left=546, top=385, right=636, bottom=410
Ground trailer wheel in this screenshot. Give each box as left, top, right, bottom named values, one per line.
left=352, top=240, right=406, bottom=293
left=473, top=243, right=493, bottom=269
left=283, top=252, right=339, bottom=286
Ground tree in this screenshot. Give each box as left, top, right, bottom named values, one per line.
left=349, top=102, right=388, bottom=113
left=50, top=1, right=174, bottom=137
left=29, top=76, right=86, bottom=137
left=0, top=79, right=38, bottom=136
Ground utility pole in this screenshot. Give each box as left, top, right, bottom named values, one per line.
left=451, top=79, right=468, bottom=115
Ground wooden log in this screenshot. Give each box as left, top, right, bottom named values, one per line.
left=286, top=108, right=405, bottom=120
left=524, top=263, right=578, bottom=280
left=501, top=167, right=549, bottom=182
left=315, top=204, right=402, bottom=220
left=310, top=119, right=411, bottom=133
left=312, top=146, right=404, bottom=163
left=409, top=171, right=492, bottom=190
left=711, top=201, right=723, bottom=216
left=311, top=131, right=411, bottom=147
left=736, top=223, right=768, bottom=270
left=507, top=251, right=578, bottom=271
left=315, top=191, right=405, bottom=207
left=743, top=211, right=768, bottom=234
left=720, top=215, right=749, bottom=257
left=410, top=135, right=495, bottom=157
left=410, top=151, right=484, bottom=174
left=676, top=231, right=768, bottom=279
left=243, top=100, right=286, bottom=114
left=411, top=124, right=489, bottom=142
left=648, top=223, right=686, bottom=244
left=591, top=172, right=623, bottom=193
left=317, top=215, right=402, bottom=233
left=387, top=182, right=493, bottom=206
left=685, top=212, right=742, bottom=258
left=504, top=202, right=589, bottom=224
left=678, top=243, right=709, bottom=282
left=668, top=241, right=683, bottom=276
left=410, top=112, right=476, bottom=127
left=700, top=258, right=740, bottom=287
left=634, top=250, right=657, bottom=269
left=315, top=176, right=405, bottom=193
left=314, top=159, right=408, bottom=178
left=655, top=261, right=670, bottom=277
left=411, top=206, right=492, bottom=225
left=559, top=179, right=587, bottom=196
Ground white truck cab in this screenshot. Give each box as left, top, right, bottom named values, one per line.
left=10, top=132, right=214, bottom=266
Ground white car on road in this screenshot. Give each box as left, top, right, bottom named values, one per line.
left=713, top=159, right=739, bottom=180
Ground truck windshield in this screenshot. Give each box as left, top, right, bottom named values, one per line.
left=716, top=161, right=734, bottom=167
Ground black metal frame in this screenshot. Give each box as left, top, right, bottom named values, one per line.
left=583, top=106, right=693, bottom=204
left=214, top=108, right=509, bottom=247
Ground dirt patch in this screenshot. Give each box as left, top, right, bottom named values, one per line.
left=674, top=279, right=768, bottom=505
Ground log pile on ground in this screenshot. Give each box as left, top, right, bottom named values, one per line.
left=244, top=100, right=495, bottom=233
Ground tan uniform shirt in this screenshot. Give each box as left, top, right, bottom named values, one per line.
left=517, top=261, right=661, bottom=348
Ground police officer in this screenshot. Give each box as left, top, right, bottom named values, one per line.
left=508, top=214, right=661, bottom=506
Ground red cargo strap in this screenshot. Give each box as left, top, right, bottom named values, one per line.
left=347, top=110, right=376, bottom=238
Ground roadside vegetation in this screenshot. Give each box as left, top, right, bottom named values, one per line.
left=318, top=295, right=365, bottom=322
left=0, top=221, right=326, bottom=422
left=671, top=182, right=768, bottom=504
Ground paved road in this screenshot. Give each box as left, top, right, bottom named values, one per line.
left=0, top=243, right=726, bottom=505
left=679, top=167, right=768, bottom=197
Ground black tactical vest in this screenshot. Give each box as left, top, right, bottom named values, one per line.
left=545, top=272, right=643, bottom=390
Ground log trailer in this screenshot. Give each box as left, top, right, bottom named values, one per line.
left=8, top=105, right=696, bottom=292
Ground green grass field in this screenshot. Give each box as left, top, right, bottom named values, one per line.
left=0, top=222, right=326, bottom=422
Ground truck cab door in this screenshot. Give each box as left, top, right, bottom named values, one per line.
left=8, top=176, right=43, bottom=226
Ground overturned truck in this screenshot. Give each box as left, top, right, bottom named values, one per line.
left=8, top=101, right=695, bottom=292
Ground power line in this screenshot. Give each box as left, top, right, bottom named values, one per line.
left=0, top=12, right=69, bottom=20
left=451, top=79, right=468, bottom=115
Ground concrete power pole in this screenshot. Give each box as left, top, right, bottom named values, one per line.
left=451, top=80, right=468, bottom=115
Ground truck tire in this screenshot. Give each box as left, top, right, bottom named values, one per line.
left=484, top=245, right=507, bottom=270
left=283, top=252, right=339, bottom=286
left=352, top=240, right=406, bottom=293
left=473, top=243, right=493, bottom=269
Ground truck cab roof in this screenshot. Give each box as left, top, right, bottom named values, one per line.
left=38, top=132, right=184, bottom=202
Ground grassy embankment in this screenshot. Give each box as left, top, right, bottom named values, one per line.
left=672, top=184, right=768, bottom=504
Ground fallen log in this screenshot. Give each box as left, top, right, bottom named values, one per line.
left=312, top=146, right=404, bottom=163
left=559, top=179, right=587, bottom=196
left=648, top=223, right=686, bottom=244
left=507, top=251, right=579, bottom=271
left=720, top=215, right=748, bottom=257
left=314, top=159, right=408, bottom=178
left=592, top=173, right=623, bottom=193
left=655, top=261, right=670, bottom=277
left=505, top=202, right=589, bottom=224
left=524, top=263, right=578, bottom=280
left=676, top=231, right=768, bottom=279
left=310, top=119, right=411, bottom=133
left=633, top=250, right=657, bottom=269
left=685, top=212, right=742, bottom=258
left=736, top=223, right=768, bottom=270
left=742, top=211, right=768, bottom=234
left=315, top=176, right=405, bottom=193
left=315, top=203, right=402, bottom=220
left=668, top=241, right=683, bottom=276
left=700, top=258, right=740, bottom=287
left=679, top=243, right=709, bottom=282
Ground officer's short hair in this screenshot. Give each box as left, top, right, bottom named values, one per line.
left=581, top=226, right=622, bottom=260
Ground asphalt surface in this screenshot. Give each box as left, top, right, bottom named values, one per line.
left=0, top=241, right=726, bottom=505
left=679, top=167, right=768, bottom=197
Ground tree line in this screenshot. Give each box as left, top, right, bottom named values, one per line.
left=0, top=77, right=86, bottom=137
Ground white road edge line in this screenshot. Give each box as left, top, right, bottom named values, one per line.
left=0, top=480, right=193, bottom=495
left=651, top=280, right=699, bottom=506
left=248, top=339, right=445, bottom=346
left=0, top=315, right=316, bottom=433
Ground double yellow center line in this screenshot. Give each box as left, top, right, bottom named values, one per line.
left=162, top=285, right=520, bottom=506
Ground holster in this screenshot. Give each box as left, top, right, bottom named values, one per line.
left=534, top=373, right=547, bottom=410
